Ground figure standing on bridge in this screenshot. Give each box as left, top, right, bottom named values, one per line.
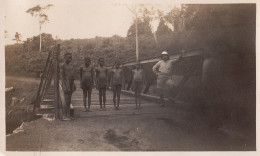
left=80, top=57, right=94, bottom=112
left=132, top=62, right=145, bottom=109
left=110, top=61, right=124, bottom=110
left=152, top=51, right=183, bottom=107
left=60, top=52, right=76, bottom=120
left=95, top=58, right=109, bottom=111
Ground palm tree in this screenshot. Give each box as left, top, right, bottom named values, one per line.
left=12, top=32, right=22, bottom=44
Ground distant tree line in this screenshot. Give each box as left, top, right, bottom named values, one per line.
left=5, top=4, right=255, bottom=76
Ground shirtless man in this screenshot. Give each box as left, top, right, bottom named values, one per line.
left=152, top=51, right=183, bottom=107
left=110, top=61, right=124, bottom=110
left=95, top=58, right=109, bottom=111
left=60, top=52, right=76, bottom=120
left=80, top=57, right=94, bottom=112
left=132, top=63, right=145, bottom=109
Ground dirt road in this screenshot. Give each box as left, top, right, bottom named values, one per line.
left=5, top=79, right=255, bottom=151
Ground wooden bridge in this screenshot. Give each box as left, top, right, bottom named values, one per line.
left=33, top=44, right=204, bottom=119
left=6, top=44, right=255, bottom=151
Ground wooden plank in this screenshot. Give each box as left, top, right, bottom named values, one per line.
left=123, top=48, right=203, bottom=66
left=54, top=44, right=60, bottom=119
left=33, top=51, right=52, bottom=115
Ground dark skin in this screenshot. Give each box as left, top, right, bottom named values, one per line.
left=61, top=54, right=76, bottom=92
left=80, top=58, right=94, bottom=112
left=110, top=62, right=124, bottom=110
left=60, top=53, right=76, bottom=120
left=133, top=64, right=145, bottom=109
left=95, top=59, right=108, bottom=111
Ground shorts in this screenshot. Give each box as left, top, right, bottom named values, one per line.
left=83, top=86, right=92, bottom=92
left=97, top=79, right=107, bottom=89
left=97, top=83, right=107, bottom=89
left=113, top=84, right=122, bottom=91
left=62, top=79, right=75, bottom=93
left=157, top=75, right=171, bottom=89
left=132, top=80, right=143, bottom=92
left=80, top=80, right=93, bottom=90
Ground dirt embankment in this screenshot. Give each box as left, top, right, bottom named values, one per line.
left=5, top=76, right=40, bottom=134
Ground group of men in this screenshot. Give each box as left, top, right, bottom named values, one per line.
left=60, top=51, right=183, bottom=120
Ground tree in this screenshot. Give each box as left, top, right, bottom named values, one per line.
left=165, top=7, right=182, bottom=31
left=12, top=32, right=22, bottom=44
left=26, top=4, right=53, bottom=52
left=23, top=33, right=55, bottom=52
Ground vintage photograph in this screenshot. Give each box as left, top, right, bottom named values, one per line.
left=2, top=0, right=256, bottom=152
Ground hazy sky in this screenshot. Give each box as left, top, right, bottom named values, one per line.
left=4, top=0, right=179, bottom=45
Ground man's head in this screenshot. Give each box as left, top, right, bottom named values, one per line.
left=161, top=51, right=169, bottom=61
left=64, top=52, right=72, bottom=64
left=84, top=57, right=91, bottom=66
left=135, top=61, right=141, bottom=69
left=115, top=61, right=120, bottom=69
left=98, top=58, right=105, bottom=66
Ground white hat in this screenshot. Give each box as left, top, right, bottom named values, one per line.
left=161, top=51, right=168, bottom=55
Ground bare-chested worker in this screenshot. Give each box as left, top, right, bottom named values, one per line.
left=60, top=52, right=76, bottom=120
left=152, top=51, right=183, bottom=107
left=132, top=62, right=145, bottom=109
left=80, top=57, right=94, bottom=112
left=110, top=61, right=124, bottom=110
left=95, top=58, right=109, bottom=111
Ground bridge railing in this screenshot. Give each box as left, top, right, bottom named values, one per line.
left=120, top=48, right=204, bottom=101
left=33, top=46, right=204, bottom=119
left=33, top=44, right=63, bottom=119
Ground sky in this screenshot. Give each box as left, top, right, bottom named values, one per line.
left=4, top=0, right=180, bottom=45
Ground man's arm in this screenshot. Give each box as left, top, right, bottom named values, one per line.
left=95, top=68, right=98, bottom=85
left=171, top=53, right=183, bottom=65
left=110, top=70, right=113, bottom=87
left=152, top=62, right=160, bottom=75
left=106, top=68, right=110, bottom=88
left=142, top=70, right=146, bottom=85
left=91, top=67, right=94, bottom=85
left=60, top=64, right=67, bottom=91
left=79, top=66, right=83, bottom=80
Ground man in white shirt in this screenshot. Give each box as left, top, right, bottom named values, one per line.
left=152, top=51, right=183, bottom=107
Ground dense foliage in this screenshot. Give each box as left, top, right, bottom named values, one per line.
left=5, top=4, right=255, bottom=76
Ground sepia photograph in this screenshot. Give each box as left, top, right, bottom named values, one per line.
left=1, top=0, right=258, bottom=154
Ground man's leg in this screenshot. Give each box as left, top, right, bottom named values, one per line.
left=87, top=87, right=92, bottom=111
left=117, top=85, right=121, bottom=109
left=158, top=88, right=165, bottom=107
left=83, top=90, right=87, bottom=111
left=135, top=89, right=138, bottom=109
left=113, top=86, right=116, bottom=108
left=157, top=76, right=165, bottom=107
left=138, top=87, right=142, bottom=108
left=64, top=92, right=72, bottom=118
left=69, top=92, right=73, bottom=117
left=63, top=92, right=69, bottom=117
left=103, top=88, right=106, bottom=110
left=99, top=89, right=103, bottom=110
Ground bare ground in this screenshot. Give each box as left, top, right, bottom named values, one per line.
left=5, top=78, right=255, bottom=151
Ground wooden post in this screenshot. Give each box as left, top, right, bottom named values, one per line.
left=33, top=51, right=52, bottom=114
left=135, top=14, right=139, bottom=62
left=54, top=44, right=60, bottom=119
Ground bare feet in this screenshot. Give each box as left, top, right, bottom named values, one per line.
left=62, top=117, right=71, bottom=121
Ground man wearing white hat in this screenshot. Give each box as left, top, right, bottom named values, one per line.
left=152, top=51, right=183, bottom=107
